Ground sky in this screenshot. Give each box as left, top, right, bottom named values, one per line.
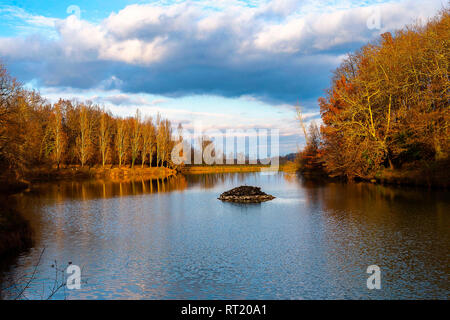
left=0, top=0, right=445, bottom=154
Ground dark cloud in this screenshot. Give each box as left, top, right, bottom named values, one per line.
left=0, top=1, right=443, bottom=105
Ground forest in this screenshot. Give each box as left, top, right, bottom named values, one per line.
left=0, top=65, right=178, bottom=181
left=297, top=8, right=449, bottom=185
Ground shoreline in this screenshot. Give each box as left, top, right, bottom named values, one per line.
left=23, top=166, right=177, bottom=183
left=302, top=170, right=449, bottom=189
left=181, top=165, right=270, bottom=174
left=374, top=170, right=449, bottom=189
left=2, top=164, right=448, bottom=190
left=0, top=205, right=33, bottom=258
left=282, top=160, right=449, bottom=188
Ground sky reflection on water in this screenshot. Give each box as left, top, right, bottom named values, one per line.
left=0, top=173, right=448, bottom=299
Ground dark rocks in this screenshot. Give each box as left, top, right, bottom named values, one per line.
left=218, top=186, right=275, bottom=203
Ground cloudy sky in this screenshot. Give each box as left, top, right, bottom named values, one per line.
left=0, top=0, right=445, bottom=154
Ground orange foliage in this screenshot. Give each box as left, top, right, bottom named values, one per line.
left=317, top=8, right=449, bottom=179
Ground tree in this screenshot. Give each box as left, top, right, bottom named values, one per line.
left=156, top=118, right=173, bottom=168
left=115, top=118, right=128, bottom=167
left=295, top=116, right=324, bottom=176
left=318, top=8, right=449, bottom=179
left=75, top=104, right=95, bottom=167
left=155, top=113, right=162, bottom=167
left=141, top=117, right=155, bottom=168
left=43, top=102, right=67, bottom=169
left=0, top=61, right=178, bottom=178
left=130, top=109, right=142, bottom=168
left=0, top=64, right=22, bottom=173
left=98, top=110, right=111, bottom=167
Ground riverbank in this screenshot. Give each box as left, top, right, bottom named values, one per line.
left=279, top=161, right=299, bottom=173
left=181, top=165, right=270, bottom=174
left=0, top=206, right=32, bottom=258
left=288, top=157, right=449, bottom=188
left=23, top=166, right=177, bottom=182
left=375, top=164, right=449, bottom=188
left=0, top=175, right=32, bottom=257
left=0, top=180, right=29, bottom=195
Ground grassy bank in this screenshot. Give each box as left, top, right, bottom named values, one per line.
left=23, top=166, right=177, bottom=182
left=279, top=161, right=299, bottom=173
left=181, top=164, right=270, bottom=174
left=375, top=161, right=450, bottom=188
left=0, top=206, right=32, bottom=257
left=286, top=157, right=449, bottom=188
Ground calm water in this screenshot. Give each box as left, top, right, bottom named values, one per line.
left=0, top=172, right=449, bottom=299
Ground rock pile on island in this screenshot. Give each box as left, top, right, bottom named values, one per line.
left=218, top=186, right=275, bottom=203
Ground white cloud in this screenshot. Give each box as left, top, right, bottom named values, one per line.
left=253, top=18, right=307, bottom=53
left=0, top=0, right=445, bottom=103
left=2, top=1, right=444, bottom=64
left=0, top=5, right=58, bottom=27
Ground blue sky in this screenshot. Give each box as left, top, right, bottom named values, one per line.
left=0, top=0, right=444, bottom=154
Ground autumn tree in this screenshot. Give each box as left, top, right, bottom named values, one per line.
left=0, top=64, right=22, bottom=172
left=172, top=122, right=187, bottom=166
left=130, top=109, right=142, bottom=168
left=318, top=8, right=449, bottom=179
left=295, top=106, right=324, bottom=176
left=141, top=117, right=155, bottom=168
left=98, top=110, right=111, bottom=167
left=0, top=62, right=178, bottom=178
left=75, top=104, right=96, bottom=167
left=156, top=118, right=173, bottom=168
left=115, top=118, right=128, bottom=167
left=43, top=102, right=67, bottom=169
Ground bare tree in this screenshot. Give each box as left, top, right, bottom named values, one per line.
left=155, top=113, right=162, bottom=167
left=115, top=118, right=128, bottom=167
left=2, top=248, right=87, bottom=300
left=75, top=104, right=95, bottom=167
left=141, top=117, right=155, bottom=168
left=130, top=109, right=142, bottom=168
left=98, top=109, right=111, bottom=168
left=157, top=118, right=172, bottom=168
left=43, top=102, right=67, bottom=169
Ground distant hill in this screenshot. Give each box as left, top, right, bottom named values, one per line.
left=279, top=153, right=297, bottom=164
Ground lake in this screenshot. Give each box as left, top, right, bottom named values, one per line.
left=0, top=172, right=448, bottom=299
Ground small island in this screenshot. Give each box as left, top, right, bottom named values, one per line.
left=218, top=186, right=275, bottom=203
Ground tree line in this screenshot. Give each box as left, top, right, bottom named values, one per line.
left=297, top=8, right=449, bottom=180
left=0, top=64, right=178, bottom=178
